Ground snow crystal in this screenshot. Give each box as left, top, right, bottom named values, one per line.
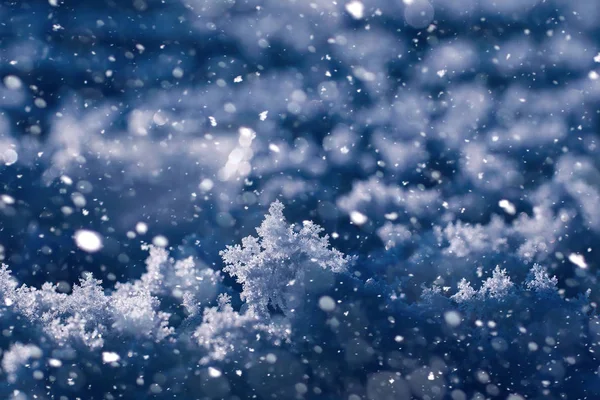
left=153, top=111, right=168, bottom=126
left=199, top=178, right=214, bottom=192
left=568, top=253, right=587, bottom=269
left=404, top=0, right=435, bottom=29
left=102, top=352, right=120, bottom=363
left=345, top=1, right=365, bottom=20
left=269, top=143, right=280, bottom=153
left=318, top=296, right=336, bottom=312
left=444, top=311, right=462, bottom=327
left=3, top=75, right=22, bottom=90
left=172, top=67, right=184, bottom=78
left=238, top=127, right=256, bottom=147
left=220, top=201, right=351, bottom=316
left=48, top=358, right=62, bottom=367
left=60, top=175, right=73, bottom=185
left=350, top=211, right=368, bottom=225
left=2, top=148, right=18, bottom=166
left=259, top=111, right=268, bottom=121
left=74, top=229, right=103, bottom=252
left=1, top=194, right=15, bottom=205
left=135, top=222, right=148, bottom=235
left=152, top=235, right=168, bottom=248
left=498, top=199, right=516, bottom=215
left=71, top=193, right=86, bottom=208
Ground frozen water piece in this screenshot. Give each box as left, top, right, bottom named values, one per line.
left=74, top=230, right=103, bottom=253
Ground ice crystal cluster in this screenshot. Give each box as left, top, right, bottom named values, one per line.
left=1, top=0, right=600, bottom=399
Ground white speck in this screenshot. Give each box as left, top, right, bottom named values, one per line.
left=52, top=24, right=63, bottom=31
left=498, top=199, right=516, bottom=215
left=199, top=179, right=214, bottom=191
left=353, top=66, right=376, bottom=81
left=102, top=352, right=120, bottom=363
left=135, top=222, right=148, bottom=235
left=48, top=359, right=62, bottom=367
left=428, top=372, right=435, bottom=381
left=259, top=111, right=268, bottom=121
left=384, top=212, right=398, bottom=221
left=71, top=193, right=86, bottom=208
left=345, top=1, right=364, bottom=19
left=340, top=146, right=349, bottom=154
left=1, top=195, right=15, bottom=204
left=238, top=127, right=256, bottom=147
left=209, top=116, right=217, bottom=127
left=3, top=149, right=18, bottom=165
left=236, top=370, right=242, bottom=376
left=224, top=102, right=236, bottom=113
left=594, top=53, right=600, bottom=63
left=269, top=143, right=280, bottom=153
left=350, top=211, right=368, bottom=225
left=49, top=0, right=58, bottom=6
left=172, top=67, right=184, bottom=79
left=395, top=335, right=404, bottom=342
left=153, top=111, right=168, bottom=126
left=436, top=69, right=446, bottom=77
left=318, top=296, right=336, bottom=312
left=3, top=75, right=22, bottom=90
left=208, top=367, right=222, bottom=378
left=568, top=253, right=587, bottom=269
left=234, top=75, right=243, bottom=83
left=519, top=98, right=527, bottom=103
left=74, top=230, right=103, bottom=253
left=444, top=311, right=462, bottom=327
left=152, top=235, right=168, bottom=248
left=403, top=0, right=434, bottom=28
left=589, top=71, right=599, bottom=80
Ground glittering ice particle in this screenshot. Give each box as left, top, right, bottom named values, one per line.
left=345, top=1, right=364, bottom=19
left=350, top=211, right=368, bottom=225
left=568, top=253, right=587, bottom=269
left=318, top=296, right=336, bottom=312
left=74, top=230, right=103, bottom=253
left=102, top=352, right=120, bottom=363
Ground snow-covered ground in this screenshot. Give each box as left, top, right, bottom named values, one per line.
left=1, top=0, right=600, bottom=398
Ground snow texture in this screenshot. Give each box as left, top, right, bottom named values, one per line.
left=0, top=0, right=600, bottom=399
